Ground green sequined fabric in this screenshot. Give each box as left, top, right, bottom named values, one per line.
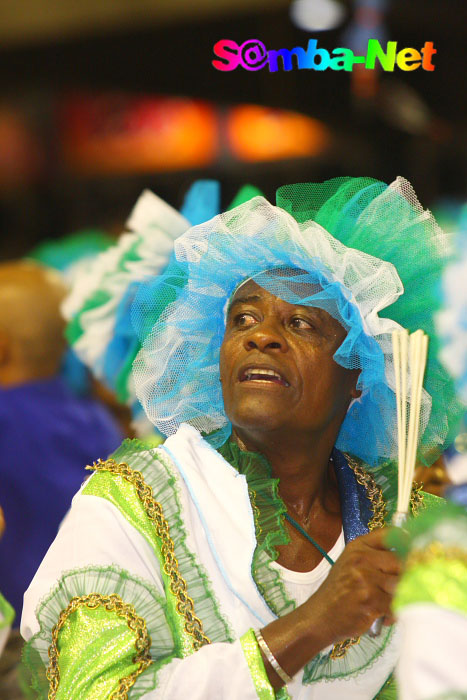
left=22, top=567, right=174, bottom=699
left=390, top=499, right=467, bottom=616
left=84, top=443, right=234, bottom=650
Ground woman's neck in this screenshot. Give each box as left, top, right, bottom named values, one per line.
left=232, top=426, right=339, bottom=517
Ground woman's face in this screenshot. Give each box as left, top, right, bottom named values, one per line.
left=219, top=280, right=360, bottom=437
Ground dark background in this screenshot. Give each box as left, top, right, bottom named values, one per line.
left=0, top=0, right=465, bottom=258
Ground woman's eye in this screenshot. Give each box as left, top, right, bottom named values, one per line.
left=290, top=317, right=315, bottom=330
left=234, top=312, right=257, bottom=327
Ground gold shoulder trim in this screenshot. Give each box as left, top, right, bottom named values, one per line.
left=330, top=455, right=387, bottom=659
left=407, top=542, right=467, bottom=569
left=409, top=481, right=425, bottom=517
left=86, top=458, right=210, bottom=651
left=47, top=593, right=152, bottom=700
left=330, top=457, right=424, bottom=660
left=344, top=454, right=387, bottom=530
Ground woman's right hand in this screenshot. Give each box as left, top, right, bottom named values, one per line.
left=303, top=527, right=402, bottom=647
left=259, top=528, right=401, bottom=689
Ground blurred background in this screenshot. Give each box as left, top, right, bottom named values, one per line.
left=0, top=7, right=465, bottom=693
left=0, top=0, right=465, bottom=259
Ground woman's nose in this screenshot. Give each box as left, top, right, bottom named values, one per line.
left=244, top=322, right=288, bottom=352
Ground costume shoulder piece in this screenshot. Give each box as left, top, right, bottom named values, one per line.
left=83, top=439, right=235, bottom=651
left=23, top=438, right=234, bottom=699
left=390, top=499, right=467, bottom=617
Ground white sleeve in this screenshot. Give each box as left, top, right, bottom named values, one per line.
left=21, top=490, right=266, bottom=700
left=396, top=603, right=467, bottom=700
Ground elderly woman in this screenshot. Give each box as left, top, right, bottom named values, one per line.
left=21, top=178, right=459, bottom=699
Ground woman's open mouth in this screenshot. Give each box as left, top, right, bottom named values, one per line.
left=239, top=367, right=290, bottom=387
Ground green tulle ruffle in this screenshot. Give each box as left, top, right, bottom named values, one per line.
left=277, top=177, right=464, bottom=466
left=373, top=673, right=398, bottom=700
left=22, top=566, right=174, bottom=699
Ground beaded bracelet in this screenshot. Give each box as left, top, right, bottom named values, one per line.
left=254, top=629, right=293, bottom=685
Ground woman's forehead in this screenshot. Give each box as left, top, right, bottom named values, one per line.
left=229, top=279, right=343, bottom=329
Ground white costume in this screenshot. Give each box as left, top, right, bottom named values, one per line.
left=21, top=425, right=410, bottom=699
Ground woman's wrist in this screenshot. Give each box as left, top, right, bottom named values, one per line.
left=258, top=599, right=334, bottom=689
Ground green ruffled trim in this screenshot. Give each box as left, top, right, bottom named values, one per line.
left=373, top=673, right=397, bottom=700
left=0, top=590, right=15, bottom=629
left=217, top=441, right=295, bottom=619
left=111, top=437, right=160, bottom=458
left=84, top=443, right=234, bottom=652
left=218, top=440, right=396, bottom=684
left=301, top=628, right=395, bottom=684
left=23, top=566, right=175, bottom=700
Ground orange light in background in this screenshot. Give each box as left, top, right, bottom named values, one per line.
left=60, top=94, right=219, bottom=174
left=0, top=107, right=43, bottom=191
left=227, top=105, right=330, bottom=162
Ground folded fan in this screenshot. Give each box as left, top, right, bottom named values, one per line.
left=370, top=328, right=429, bottom=636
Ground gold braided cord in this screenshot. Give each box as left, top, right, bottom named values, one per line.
left=86, top=458, right=210, bottom=650
left=344, top=455, right=387, bottom=530
left=409, top=481, right=425, bottom=517
left=329, top=455, right=387, bottom=659
left=329, top=458, right=424, bottom=660
left=248, top=488, right=263, bottom=539
left=406, top=541, right=467, bottom=570
left=47, top=593, right=152, bottom=700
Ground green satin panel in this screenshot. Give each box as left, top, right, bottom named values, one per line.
left=240, top=630, right=291, bottom=700
left=55, top=604, right=139, bottom=699
left=83, top=470, right=192, bottom=655
left=240, top=630, right=277, bottom=700
left=394, top=557, right=467, bottom=616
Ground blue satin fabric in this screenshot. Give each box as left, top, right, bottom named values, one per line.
left=332, top=449, right=373, bottom=543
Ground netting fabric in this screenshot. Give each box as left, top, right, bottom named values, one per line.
left=277, top=177, right=464, bottom=463
left=132, top=179, right=456, bottom=466
left=61, top=181, right=259, bottom=433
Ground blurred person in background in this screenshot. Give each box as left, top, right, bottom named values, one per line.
left=0, top=261, right=123, bottom=698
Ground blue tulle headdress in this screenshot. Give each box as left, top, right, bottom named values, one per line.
left=132, top=177, right=463, bottom=467
left=131, top=179, right=451, bottom=467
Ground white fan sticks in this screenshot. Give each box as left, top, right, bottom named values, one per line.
left=392, top=328, right=429, bottom=524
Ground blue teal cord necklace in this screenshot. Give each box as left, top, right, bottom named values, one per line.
left=231, top=430, right=336, bottom=567
left=284, top=512, right=335, bottom=566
